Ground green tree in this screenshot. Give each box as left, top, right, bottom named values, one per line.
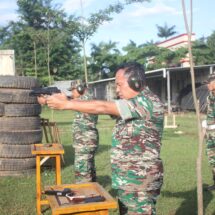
left=0, top=0, right=82, bottom=85
left=89, top=41, right=122, bottom=80
left=68, top=2, right=124, bottom=83
left=122, top=40, right=188, bottom=70
left=171, top=47, right=188, bottom=66
left=122, top=40, right=139, bottom=62
left=17, top=0, right=82, bottom=84
left=156, top=22, right=177, bottom=39
left=0, top=0, right=153, bottom=84
left=122, top=42, right=161, bottom=69
left=70, top=0, right=151, bottom=82
left=192, top=37, right=213, bottom=65
left=207, top=31, right=215, bottom=62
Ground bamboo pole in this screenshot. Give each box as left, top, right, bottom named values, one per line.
left=181, top=1, right=203, bottom=214
left=80, top=0, right=88, bottom=83
left=33, top=41, right=38, bottom=78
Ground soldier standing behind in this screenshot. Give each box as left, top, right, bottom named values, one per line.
left=37, top=80, right=99, bottom=183
left=204, top=73, right=215, bottom=191
left=46, top=62, right=164, bottom=215
left=68, top=80, right=99, bottom=183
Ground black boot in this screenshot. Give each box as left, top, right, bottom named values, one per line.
left=207, top=184, right=215, bottom=191
left=91, top=169, right=97, bottom=182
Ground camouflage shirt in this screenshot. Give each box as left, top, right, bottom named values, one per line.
left=72, top=88, right=98, bottom=146
left=111, top=86, right=164, bottom=191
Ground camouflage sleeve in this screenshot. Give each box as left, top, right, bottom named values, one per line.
left=115, top=98, right=151, bottom=120
left=115, top=99, right=133, bottom=120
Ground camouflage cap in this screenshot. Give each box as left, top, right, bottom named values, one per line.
left=68, top=79, right=85, bottom=91
left=205, top=73, right=215, bottom=84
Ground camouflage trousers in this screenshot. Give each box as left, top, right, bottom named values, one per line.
left=117, top=189, right=160, bottom=215
left=74, top=144, right=98, bottom=183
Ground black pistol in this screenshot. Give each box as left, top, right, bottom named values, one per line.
left=29, top=87, right=61, bottom=97
left=44, top=188, right=74, bottom=196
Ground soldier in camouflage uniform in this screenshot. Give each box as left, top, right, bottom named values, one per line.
left=37, top=80, right=99, bottom=183
left=47, top=62, right=164, bottom=215
left=111, top=63, right=164, bottom=215
left=69, top=80, right=99, bottom=183
left=205, top=73, right=215, bottom=191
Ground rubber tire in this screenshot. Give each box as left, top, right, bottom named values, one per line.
left=0, top=144, right=33, bottom=158
left=0, top=130, right=42, bottom=144
left=0, top=88, right=38, bottom=104
left=0, top=76, right=40, bottom=89
left=0, top=103, right=3, bottom=116
left=0, top=158, right=35, bottom=171
left=4, top=104, right=41, bottom=116
left=0, top=169, right=35, bottom=176
left=0, top=117, right=41, bottom=131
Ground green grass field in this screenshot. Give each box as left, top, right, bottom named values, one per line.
left=0, top=108, right=215, bottom=215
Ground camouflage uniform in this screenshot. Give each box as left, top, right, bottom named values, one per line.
left=73, top=89, right=99, bottom=183
left=206, top=92, right=215, bottom=182
left=112, top=87, right=164, bottom=215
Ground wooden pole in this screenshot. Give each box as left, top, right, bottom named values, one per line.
left=167, top=70, right=171, bottom=115
left=33, top=41, right=38, bottom=78
left=80, top=0, right=88, bottom=83
left=181, top=1, right=203, bottom=214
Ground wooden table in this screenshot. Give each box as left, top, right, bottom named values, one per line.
left=45, top=182, right=118, bottom=215
left=31, top=143, right=64, bottom=215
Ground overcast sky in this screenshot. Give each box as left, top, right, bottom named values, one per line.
left=0, top=0, right=214, bottom=53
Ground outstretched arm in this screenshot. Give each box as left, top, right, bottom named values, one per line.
left=46, top=94, right=120, bottom=116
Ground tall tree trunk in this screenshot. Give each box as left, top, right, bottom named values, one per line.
left=47, top=26, right=51, bottom=85
left=46, top=13, right=51, bottom=86
left=33, top=41, right=37, bottom=78
left=82, top=40, right=88, bottom=83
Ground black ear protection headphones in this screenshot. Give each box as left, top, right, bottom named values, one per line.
left=116, top=62, right=145, bottom=92
left=127, top=72, right=145, bottom=92
left=76, top=84, right=86, bottom=95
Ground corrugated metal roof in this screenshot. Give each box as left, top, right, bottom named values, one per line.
left=88, top=64, right=215, bottom=84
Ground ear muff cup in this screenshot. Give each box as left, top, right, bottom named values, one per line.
left=76, top=84, right=85, bottom=95
left=127, top=75, right=143, bottom=92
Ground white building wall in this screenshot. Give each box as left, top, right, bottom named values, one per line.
left=0, top=50, right=16, bottom=75
left=157, top=34, right=195, bottom=50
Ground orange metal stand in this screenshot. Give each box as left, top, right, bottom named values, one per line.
left=31, top=144, right=64, bottom=215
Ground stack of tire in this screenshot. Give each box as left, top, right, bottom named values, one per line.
left=0, top=76, right=42, bottom=176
